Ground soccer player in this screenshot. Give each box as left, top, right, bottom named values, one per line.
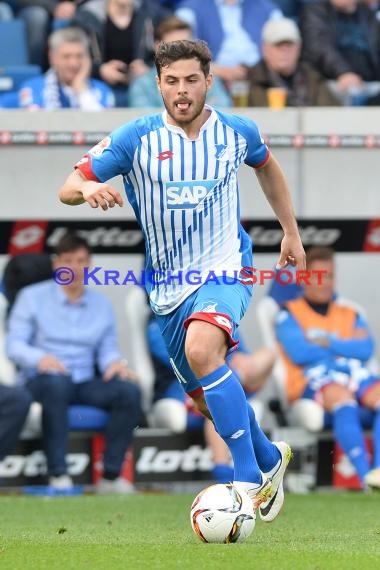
left=59, top=39, right=305, bottom=520
left=276, top=246, right=380, bottom=490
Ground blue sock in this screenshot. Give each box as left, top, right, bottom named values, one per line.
left=373, top=406, right=380, bottom=468
left=247, top=404, right=281, bottom=473
left=333, top=402, right=370, bottom=481
left=212, top=464, right=234, bottom=484
left=199, top=364, right=261, bottom=484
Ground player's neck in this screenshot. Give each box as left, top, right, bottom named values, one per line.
left=166, top=108, right=211, bottom=140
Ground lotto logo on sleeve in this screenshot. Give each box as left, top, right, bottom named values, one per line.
left=165, top=180, right=219, bottom=209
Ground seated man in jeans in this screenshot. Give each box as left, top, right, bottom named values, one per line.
left=6, top=231, right=141, bottom=494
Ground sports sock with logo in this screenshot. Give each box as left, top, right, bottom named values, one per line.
left=247, top=404, right=281, bottom=474
left=332, top=401, right=370, bottom=481
left=199, top=364, right=262, bottom=484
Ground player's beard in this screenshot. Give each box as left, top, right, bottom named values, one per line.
left=164, top=91, right=207, bottom=128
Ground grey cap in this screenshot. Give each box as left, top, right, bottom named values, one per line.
left=262, top=18, right=301, bottom=45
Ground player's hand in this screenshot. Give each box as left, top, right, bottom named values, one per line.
left=38, top=355, right=68, bottom=374
left=277, top=233, right=306, bottom=270
left=81, top=182, right=124, bottom=210
left=103, top=360, right=139, bottom=382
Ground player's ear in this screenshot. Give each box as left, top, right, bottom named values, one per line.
left=206, top=73, right=213, bottom=92
left=156, top=75, right=161, bottom=92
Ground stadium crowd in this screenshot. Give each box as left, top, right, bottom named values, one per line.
left=1, top=0, right=380, bottom=108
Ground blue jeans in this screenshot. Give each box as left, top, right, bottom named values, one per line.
left=26, top=374, right=141, bottom=477
left=0, top=384, right=32, bottom=461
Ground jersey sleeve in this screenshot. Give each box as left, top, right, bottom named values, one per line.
left=224, top=114, right=270, bottom=168
left=215, top=111, right=270, bottom=168
left=75, top=122, right=139, bottom=182
left=240, top=117, right=270, bottom=168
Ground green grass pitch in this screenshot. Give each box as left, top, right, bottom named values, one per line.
left=1, top=492, right=380, bottom=570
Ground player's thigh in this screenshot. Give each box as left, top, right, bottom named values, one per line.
left=155, top=302, right=201, bottom=395
left=185, top=280, right=253, bottom=356
left=190, top=280, right=253, bottom=330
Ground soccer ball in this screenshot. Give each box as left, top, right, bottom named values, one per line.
left=190, top=483, right=255, bottom=544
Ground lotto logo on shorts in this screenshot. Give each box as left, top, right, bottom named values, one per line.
left=165, top=180, right=219, bottom=209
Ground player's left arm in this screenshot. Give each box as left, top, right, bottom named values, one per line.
left=254, top=154, right=305, bottom=270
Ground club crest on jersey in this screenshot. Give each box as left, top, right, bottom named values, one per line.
left=215, top=143, right=228, bottom=160
left=165, top=180, right=220, bottom=209
left=201, top=303, right=218, bottom=313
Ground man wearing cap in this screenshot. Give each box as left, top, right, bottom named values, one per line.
left=247, top=17, right=341, bottom=106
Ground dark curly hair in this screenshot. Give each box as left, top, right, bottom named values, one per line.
left=154, top=39, right=212, bottom=78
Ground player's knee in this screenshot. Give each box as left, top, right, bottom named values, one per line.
left=185, top=342, right=225, bottom=377
left=185, top=342, right=210, bottom=372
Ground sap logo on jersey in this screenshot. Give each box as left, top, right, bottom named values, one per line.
left=165, top=180, right=220, bottom=209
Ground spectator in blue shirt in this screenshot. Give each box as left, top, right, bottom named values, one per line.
left=6, top=231, right=141, bottom=494
left=175, top=0, right=282, bottom=86
left=18, top=26, right=114, bottom=109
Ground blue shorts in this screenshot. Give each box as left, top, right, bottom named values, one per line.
left=301, top=358, right=380, bottom=402
left=154, top=280, right=253, bottom=395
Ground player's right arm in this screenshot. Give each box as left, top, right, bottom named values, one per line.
left=59, top=168, right=124, bottom=210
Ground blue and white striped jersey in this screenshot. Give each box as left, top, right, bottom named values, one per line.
left=76, top=106, right=270, bottom=314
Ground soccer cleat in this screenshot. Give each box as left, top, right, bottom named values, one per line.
left=364, top=467, right=380, bottom=490
left=259, top=441, right=292, bottom=523
left=234, top=477, right=273, bottom=510
left=249, top=477, right=273, bottom=510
